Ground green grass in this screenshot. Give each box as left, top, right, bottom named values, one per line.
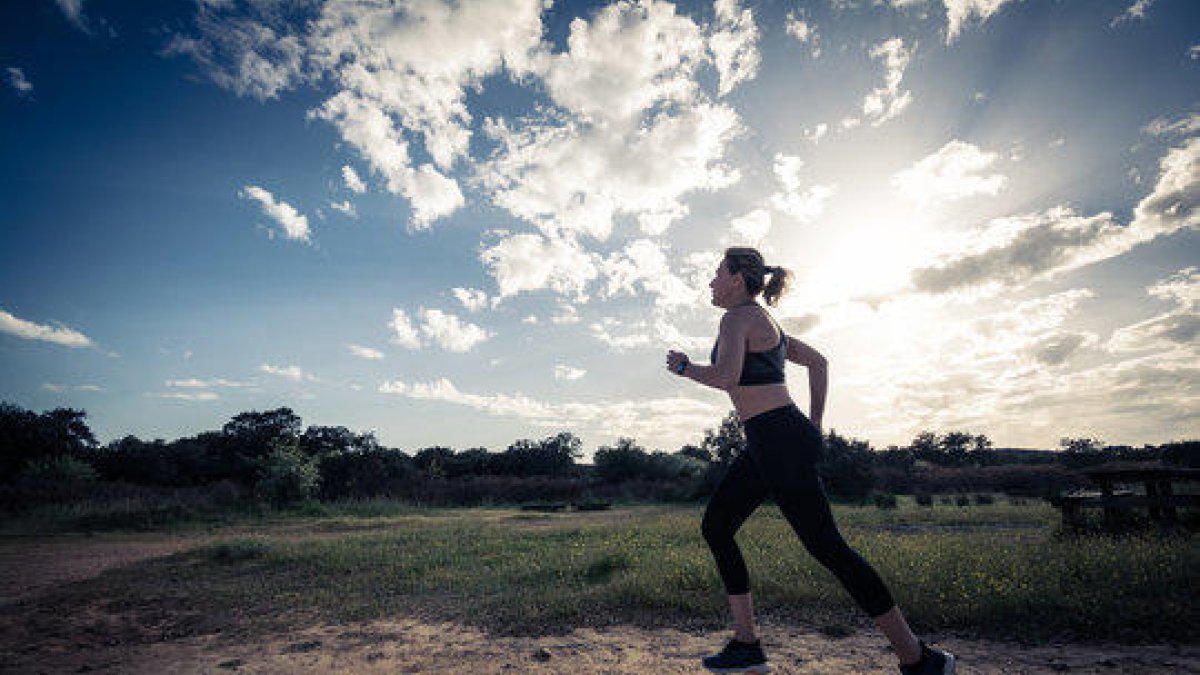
left=9, top=503, right=1198, bottom=647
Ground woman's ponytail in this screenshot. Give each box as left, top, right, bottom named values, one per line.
left=762, top=265, right=791, bottom=307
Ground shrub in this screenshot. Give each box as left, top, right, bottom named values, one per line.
left=914, top=492, right=934, bottom=507
left=974, top=493, right=995, bottom=505
left=954, top=494, right=971, bottom=507
left=253, top=443, right=317, bottom=507
left=873, top=492, right=898, bottom=509
left=16, top=455, right=97, bottom=489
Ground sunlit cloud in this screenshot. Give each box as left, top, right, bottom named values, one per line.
left=167, top=378, right=253, bottom=388
left=259, top=364, right=317, bottom=382
left=379, top=377, right=723, bottom=452
left=418, top=308, right=491, bottom=352
left=1143, top=113, right=1200, bottom=137
left=389, top=309, right=422, bottom=350
left=6, top=67, right=32, bottom=98
left=728, top=209, right=771, bottom=244
left=481, top=232, right=598, bottom=299
left=452, top=288, right=489, bottom=313
left=710, top=0, right=761, bottom=96
left=1108, top=267, right=1199, bottom=353
left=239, top=185, right=311, bottom=242
left=554, top=365, right=587, bottom=381
left=341, top=165, right=366, bottom=193
left=0, top=308, right=94, bottom=348
left=347, top=344, right=384, bottom=360
left=1110, top=0, right=1154, bottom=27
left=156, top=391, right=220, bottom=401
left=912, top=136, right=1198, bottom=295
left=863, top=38, right=913, bottom=126
left=329, top=200, right=356, bottom=218
left=892, top=140, right=1007, bottom=205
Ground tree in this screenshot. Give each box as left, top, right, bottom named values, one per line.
left=702, top=411, right=745, bottom=465
left=594, top=437, right=649, bottom=482
left=0, top=403, right=97, bottom=483
left=940, top=431, right=974, bottom=467
left=677, top=444, right=713, bottom=463
left=820, top=430, right=876, bottom=501
left=219, top=408, right=303, bottom=482
left=495, top=432, right=582, bottom=477
left=299, top=426, right=377, bottom=459
left=910, top=431, right=939, bottom=464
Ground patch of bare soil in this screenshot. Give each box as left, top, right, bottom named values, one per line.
left=5, top=616, right=1200, bottom=674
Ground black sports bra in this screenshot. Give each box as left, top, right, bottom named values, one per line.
left=710, top=312, right=787, bottom=386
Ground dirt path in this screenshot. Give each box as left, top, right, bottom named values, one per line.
left=7, top=616, right=1200, bottom=674
left=2, top=527, right=1198, bottom=674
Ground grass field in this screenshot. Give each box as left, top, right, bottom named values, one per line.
left=4, top=498, right=1196, bottom=649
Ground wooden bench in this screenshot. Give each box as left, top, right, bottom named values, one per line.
left=1055, top=464, right=1200, bottom=531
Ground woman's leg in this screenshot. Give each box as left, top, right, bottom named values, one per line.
left=702, top=451, right=768, bottom=641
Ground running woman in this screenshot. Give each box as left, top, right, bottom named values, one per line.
left=666, top=247, right=955, bottom=675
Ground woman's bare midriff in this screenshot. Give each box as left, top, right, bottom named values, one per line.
left=730, top=382, right=794, bottom=422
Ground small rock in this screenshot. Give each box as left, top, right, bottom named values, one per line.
left=217, top=658, right=244, bottom=670
left=533, top=647, right=552, bottom=662
left=365, top=652, right=386, bottom=663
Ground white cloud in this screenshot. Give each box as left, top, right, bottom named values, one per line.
left=389, top=308, right=422, bottom=349
left=551, top=303, right=581, bottom=325
left=54, top=0, right=90, bottom=33
left=1143, top=113, right=1200, bottom=138
left=347, top=344, right=385, bottom=360
left=379, top=376, right=724, bottom=450
left=589, top=317, right=655, bottom=351
left=769, top=153, right=836, bottom=222
left=0, top=308, right=94, bottom=348
left=785, top=14, right=811, bottom=43
left=598, top=239, right=699, bottom=309
left=729, top=209, right=771, bottom=244
left=45, top=383, right=106, bottom=394
left=480, top=1, right=744, bottom=242
left=310, top=93, right=463, bottom=229
left=1190, top=45, right=1200, bottom=60
left=892, top=140, right=1007, bottom=204
left=259, top=364, right=317, bottom=382
left=6, top=67, right=32, bottom=98
left=159, top=392, right=220, bottom=401
left=240, top=185, right=311, bottom=242
left=1108, top=267, right=1199, bottom=354
left=1111, top=0, right=1154, bottom=27
left=554, top=365, right=587, bottom=381
left=329, top=200, right=357, bottom=218
left=342, top=165, right=366, bottom=193
left=163, top=3, right=306, bottom=100
left=804, top=123, right=829, bottom=144
left=912, top=136, right=1197, bottom=295
left=943, top=0, right=1019, bottom=44
left=862, top=38, right=913, bottom=127
left=418, top=308, right=491, bottom=352
left=260, top=365, right=319, bottom=381
left=167, top=378, right=253, bottom=388
left=710, top=0, right=761, bottom=96
left=452, top=288, right=488, bottom=313
left=480, top=232, right=599, bottom=299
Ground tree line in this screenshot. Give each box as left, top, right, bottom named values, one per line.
left=1, top=402, right=1196, bottom=509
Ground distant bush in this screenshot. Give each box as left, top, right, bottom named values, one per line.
left=955, top=495, right=971, bottom=507
left=914, top=492, right=934, bottom=507
left=873, top=493, right=898, bottom=510
left=16, top=455, right=97, bottom=489
left=974, top=493, right=995, bottom=505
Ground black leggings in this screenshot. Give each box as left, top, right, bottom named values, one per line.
left=701, top=405, right=896, bottom=618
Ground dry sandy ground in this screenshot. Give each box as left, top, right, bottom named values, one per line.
left=2, top=532, right=1198, bottom=674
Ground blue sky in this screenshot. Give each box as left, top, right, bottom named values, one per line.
left=1, top=0, right=1197, bottom=457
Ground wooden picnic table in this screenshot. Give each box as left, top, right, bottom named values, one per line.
left=1057, top=464, right=1200, bottom=531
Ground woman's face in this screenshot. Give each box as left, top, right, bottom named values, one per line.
left=708, top=259, right=742, bottom=308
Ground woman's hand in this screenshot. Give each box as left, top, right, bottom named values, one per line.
left=666, top=350, right=690, bottom=376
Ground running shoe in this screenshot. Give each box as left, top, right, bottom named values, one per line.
left=702, top=638, right=770, bottom=673
left=899, top=641, right=956, bottom=675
